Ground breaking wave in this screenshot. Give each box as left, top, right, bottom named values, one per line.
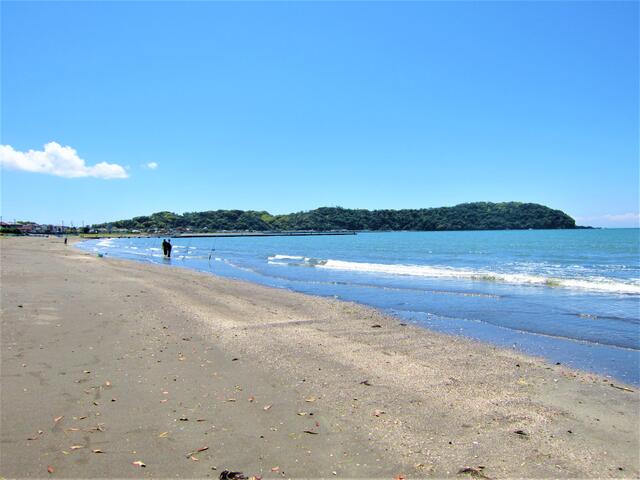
left=268, top=256, right=640, bottom=295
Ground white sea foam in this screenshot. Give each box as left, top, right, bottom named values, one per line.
left=268, top=254, right=305, bottom=261
left=316, top=259, right=640, bottom=295
left=96, top=239, right=114, bottom=247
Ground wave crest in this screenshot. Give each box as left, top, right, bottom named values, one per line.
left=313, top=259, right=640, bottom=295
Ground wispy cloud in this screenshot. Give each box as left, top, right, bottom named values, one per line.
left=145, top=162, right=158, bottom=170
left=0, top=142, right=128, bottom=179
left=575, top=213, right=640, bottom=227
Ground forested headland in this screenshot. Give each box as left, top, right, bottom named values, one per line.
left=91, top=202, right=579, bottom=233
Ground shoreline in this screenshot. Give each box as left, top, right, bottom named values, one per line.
left=77, top=236, right=640, bottom=383
left=1, top=236, right=638, bottom=478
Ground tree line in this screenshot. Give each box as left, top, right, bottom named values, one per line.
left=91, top=202, right=578, bottom=232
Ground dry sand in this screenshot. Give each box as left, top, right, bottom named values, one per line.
left=1, top=236, right=638, bottom=478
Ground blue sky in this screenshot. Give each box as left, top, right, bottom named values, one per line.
left=1, top=1, right=638, bottom=227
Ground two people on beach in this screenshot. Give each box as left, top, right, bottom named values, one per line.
left=162, top=239, right=172, bottom=258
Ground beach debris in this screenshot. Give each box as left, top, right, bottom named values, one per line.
left=305, top=396, right=316, bottom=403
left=105, top=380, right=111, bottom=387
left=179, top=416, right=189, bottom=421
left=158, top=431, right=169, bottom=438
left=231, top=358, right=239, bottom=361
left=92, top=449, right=104, bottom=453
left=219, top=471, right=247, bottom=480
left=458, top=466, right=491, bottom=479
left=186, top=446, right=209, bottom=458
left=271, top=466, right=280, bottom=472
left=27, top=430, right=44, bottom=440
left=610, top=383, right=634, bottom=392
left=70, top=445, right=85, bottom=450
left=514, top=430, right=528, bottom=436
left=248, top=395, right=255, bottom=402
left=132, top=460, right=146, bottom=468
left=227, top=398, right=237, bottom=402
left=263, top=404, right=272, bottom=411
left=86, top=423, right=105, bottom=432
left=47, top=466, right=55, bottom=474
left=303, top=430, right=318, bottom=435
left=373, top=409, right=385, bottom=417
left=18, top=305, right=23, bottom=308
left=371, top=324, right=382, bottom=328
left=394, top=475, right=406, bottom=480
left=360, top=380, right=372, bottom=386
left=297, top=412, right=308, bottom=416
left=54, top=416, right=64, bottom=423
left=196, top=418, right=207, bottom=422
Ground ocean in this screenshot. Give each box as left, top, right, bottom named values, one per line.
left=77, top=229, right=640, bottom=385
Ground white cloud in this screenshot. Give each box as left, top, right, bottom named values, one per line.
left=575, top=213, right=640, bottom=227
left=146, top=162, right=158, bottom=170
left=0, top=142, right=128, bottom=179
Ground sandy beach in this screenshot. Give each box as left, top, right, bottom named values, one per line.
left=1, top=236, right=638, bottom=478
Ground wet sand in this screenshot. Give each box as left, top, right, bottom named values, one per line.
left=1, top=236, right=638, bottom=478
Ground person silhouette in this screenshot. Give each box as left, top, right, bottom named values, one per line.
left=162, top=239, right=168, bottom=256
left=166, top=239, right=172, bottom=258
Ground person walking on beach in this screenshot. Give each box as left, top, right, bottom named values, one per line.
left=162, top=239, right=168, bottom=256
left=64, top=237, right=68, bottom=245
left=166, top=239, right=172, bottom=258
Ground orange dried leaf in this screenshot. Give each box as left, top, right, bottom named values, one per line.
left=197, top=446, right=209, bottom=452
left=47, top=466, right=55, bottom=474
left=271, top=466, right=280, bottom=472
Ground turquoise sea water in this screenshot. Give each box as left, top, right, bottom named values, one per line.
left=78, top=229, right=640, bottom=384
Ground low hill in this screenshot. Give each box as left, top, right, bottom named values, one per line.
left=93, top=202, right=577, bottom=232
